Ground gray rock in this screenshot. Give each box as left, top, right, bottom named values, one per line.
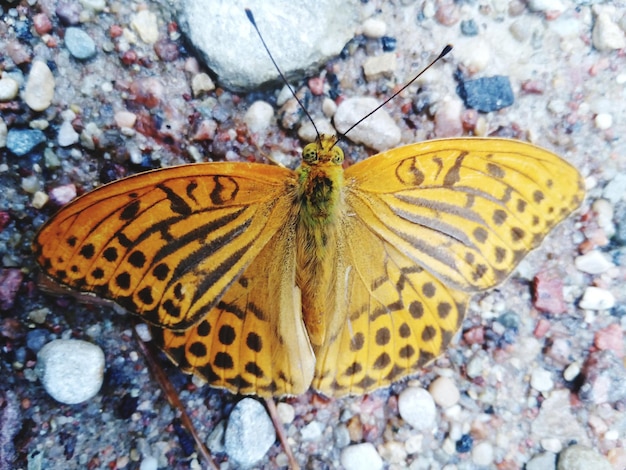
left=224, top=398, right=276, bottom=467
left=36, top=339, right=105, bottom=405
left=557, top=444, right=612, bottom=470
left=64, top=27, right=97, bottom=60
left=178, top=0, right=359, bottom=91
left=6, top=129, right=46, bottom=156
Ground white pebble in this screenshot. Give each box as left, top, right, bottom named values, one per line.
left=131, top=10, right=159, bottom=44
left=455, top=39, right=491, bottom=73
left=297, top=119, right=334, bottom=142
left=362, top=18, right=387, bottom=38
left=334, top=97, right=401, bottom=151
left=575, top=250, right=614, bottom=274
left=428, top=376, right=460, bottom=408
left=191, top=72, right=215, bottom=97
left=591, top=199, right=615, bottom=238
left=592, top=13, right=626, bottom=51
left=224, top=398, right=276, bottom=467
left=32, top=191, right=49, bottom=209
left=363, top=53, right=397, bottom=81
left=472, top=441, right=494, bottom=466
left=58, top=120, right=79, bottom=147
left=541, top=438, right=563, bottom=453
left=276, top=402, right=295, bottom=424
left=80, top=0, right=106, bottom=11
left=0, top=118, right=6, bottom=147
left=398, top=386, right=436, bottom=430
left=530, top=368, right=554, bottom=393
left=322, top=97, right=337, bottom=117
left=602, top=174, right=626, bottom=204
left=340, top=443, right=383, bottom=470
left=24, top=61, right=55, bottom=112
left=244, top=100, right=274, bottom=133
left=527, top=0, right=565, bottom=12
left=139, top=456, right=158, bottom=470
left=579, top=286, right=615, bottom=310
left=563, top=362, right=581, bottom=381
left=0, top=77, right=19, bottom=101
left=526, top=452, right=556, bottom=470
left=115, top=111, right=138, bottom=129
left=594, top=113, right=613, bottom=130
left=36, top=339, right=105, bottom=404
left=301, top=421, right=323, bottom=441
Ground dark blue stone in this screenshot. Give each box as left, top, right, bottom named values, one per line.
left=456, top=75, right=514, bottom=112
left=6, top=129, right=46, bottom=156
left=456, top=434, right=474, bottom=453
left=381, top=36, right=397, bottom=52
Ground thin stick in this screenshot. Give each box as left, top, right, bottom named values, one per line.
left=133, top=327, right=219, bottom=470
left=264, top=398, right=300, bottom=470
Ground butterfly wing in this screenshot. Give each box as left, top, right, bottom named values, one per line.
left=34, top=163, right=315, bottom=395
left=312, top=138, right=584, bottom=396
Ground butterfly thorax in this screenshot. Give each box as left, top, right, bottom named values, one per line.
left=295, top=135, right=345, bottom=351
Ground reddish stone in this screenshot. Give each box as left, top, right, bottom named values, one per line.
left=308, top=76, right=324, bottom=95
left=33, top=13, right=53, bottom=35
left=521, top=79, right=546, bottom=94
left=0, top=211, right=10, bottom=232
left=463, top=326, right=485, bottom=345
left=109, top=24, right=123, bottom=38
left=0, top=269, right=23, bottom=310
left=120, top=50, right=138, bottom=66
left=461, top=109, right=478, bottom=132
left=533, top=318, right=551, bottom=338
left=594, top=323, right=623, bottom=357
left=154, top=39, right=179, bottom=62
left=129, top=78, right=164, bottom=109
left=435, top=2, right=460, bottom=26
left=532, top=271, right=567, bottom=314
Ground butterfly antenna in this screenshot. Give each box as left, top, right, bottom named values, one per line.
left=245, top=8, right=321, bottom=140
left=334, top=44, right=453, bottom=148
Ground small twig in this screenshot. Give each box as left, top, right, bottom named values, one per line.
left=264, top=398, right=300, bottom=470
left=133, top=327, right=219, bottom=470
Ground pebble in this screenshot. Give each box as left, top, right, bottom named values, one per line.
left=541, top=438, right=563, bottom=453
left=563, top=362, right=581, bottom=382
left=594, top=113, right=613, bottom=130
left=460, top=19, right=479, bottom=36
left=206, top=420, right=225, bottom=453
left=178, top=0, right=359, bottom=90
left=362, top=53, right=397, bottom=81
left=333, top=97, right=401, bottom=151
left=455, top=39, right=491, bottom=73
left=527, top=0, right=566, bottom=12
left=526, top=452, right=556, bottom=470
left=530, top=367, right=554, bottom=393
left=0, top=269, right=23, bottom=310
left=58, top=120, right=79, bottom=147
left=275, top=402, right=295, bottom=424
left=362, top=18, right=387, bottom=38
left=456, top=75, right=514, bottom=112
left=24, top=61, right=55, bottom=112
left=602, top=173, right=626, bottom=204
left=472, top=441, right=494, bottom=466
left=49, top=184, right=77, bottom=205
left=191, top=72, right=215, bottom=97
left=428, top=376, right=460, bottom=408
left=531, top=390, right=588, bottom=442
left=532, top=272, right=566, bottom=314
left=297, top=119, right=335, bottom=142
left=138, top=455, right=158, bottom=470
left=578, top=286, right=615, bottom=310
left=301, top=421, right=323, bottom=441
left=580, top=350, right=626, bottom=404
left=114, top=111, right=137, bottom=129
left=131, top=10, right=159, bottom=44
left=592, top=12, right=626, bottom=51
left=224, top=398, right=276, bottom=467
left=33, top=13, right=53, bottom=35
left=591, top=199, right=615, bottom=238
left=0, top=77, right=19, bottom=101
left=574, top=250, right=614, bottom=274
left=340, top=443, right=383, bottom=470
left=397, top=386, right=436, bottom=430
left=0, top=118, right=7, bottom=147
left=36, top=339, right=105, bottom=405
left=243, top=101, right=275, bottom=133
left=434, top=98, right=463, bottom=138
left=593, top=323, right=623, bottom=357
left=64, top=27, right=97, bottom=60
left=557, top=444, right=612, bottom=470
left=6, top=129, right=46, bottom=156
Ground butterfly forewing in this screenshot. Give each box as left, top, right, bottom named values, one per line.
left=344, top=138, right=585, bottom=293
left=33, top=163, right=297, bottom=330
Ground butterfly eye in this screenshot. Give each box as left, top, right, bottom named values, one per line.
left=302, top=143, right=319, bottom=163
left=331, top=147, right=344, bottom=165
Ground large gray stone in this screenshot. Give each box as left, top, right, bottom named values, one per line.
left=178, top=0, right=359, bottom=91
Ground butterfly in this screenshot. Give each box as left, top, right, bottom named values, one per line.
left=33, top=133, right=584, bottom=397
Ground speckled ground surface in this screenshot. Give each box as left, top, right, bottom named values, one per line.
left=1, top=0, right=625, bottom=469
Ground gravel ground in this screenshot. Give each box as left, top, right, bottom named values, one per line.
left=1, top=0, right=625, bottom=469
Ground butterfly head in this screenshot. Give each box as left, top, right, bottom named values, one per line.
left=302, top=134, right=344, bottom=167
